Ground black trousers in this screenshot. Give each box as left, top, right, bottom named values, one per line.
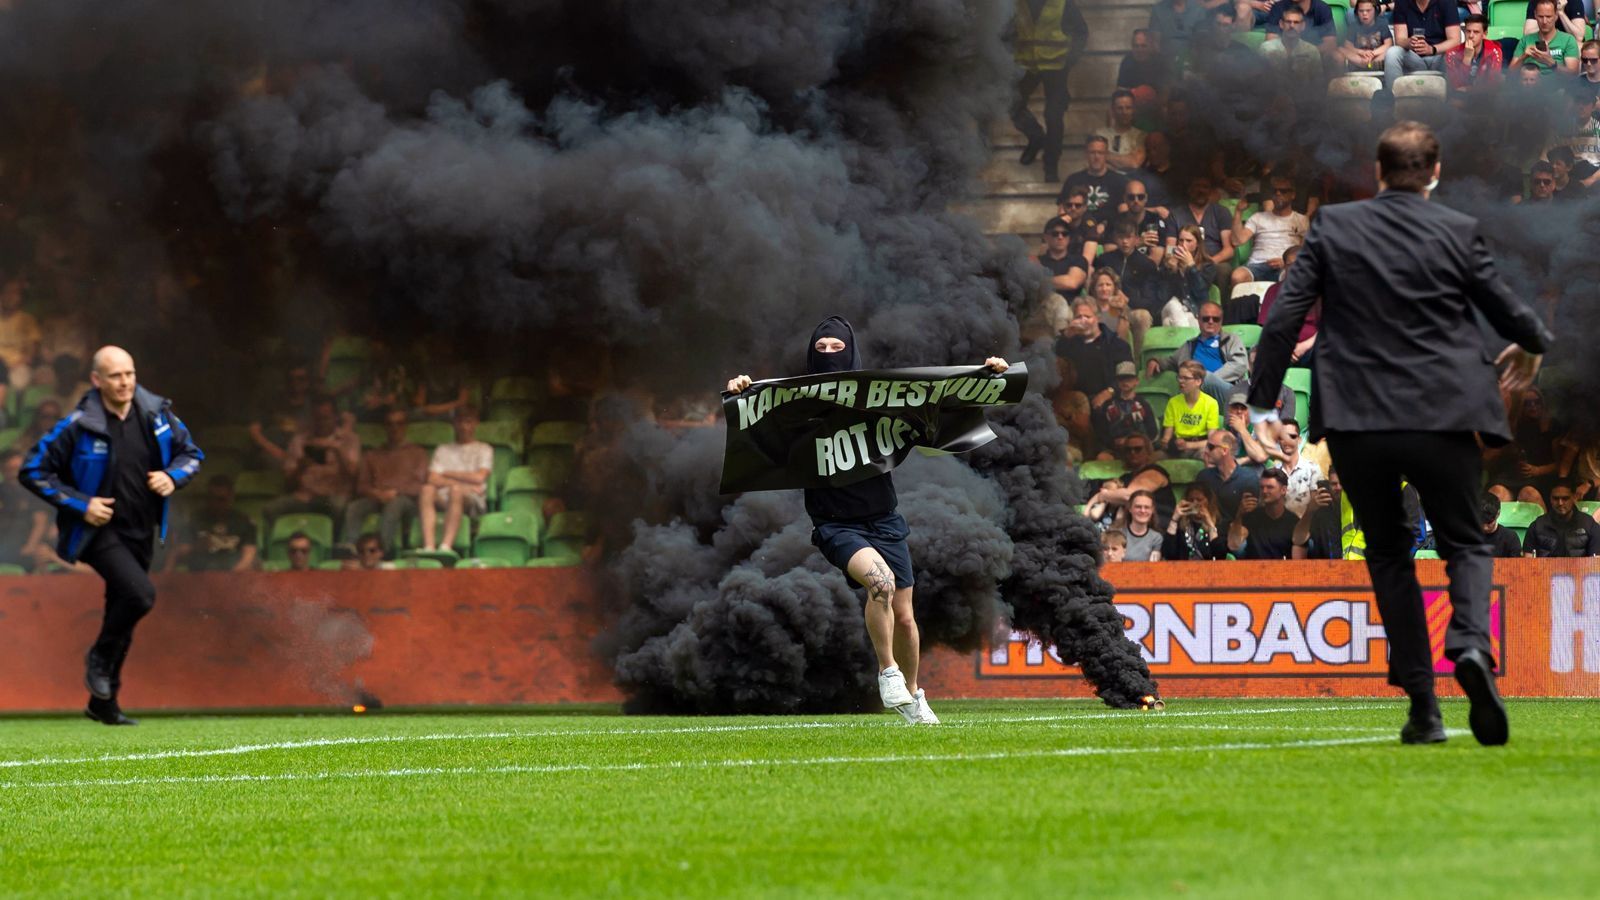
left=1327, top=430, right=1494, bottom=694
left=1009, top=66, right=1072, bottom=176
left=80, top=530, right=157, bottom=697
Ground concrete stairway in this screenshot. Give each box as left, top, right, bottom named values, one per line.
left=956, top=0, right=1156, bottom=239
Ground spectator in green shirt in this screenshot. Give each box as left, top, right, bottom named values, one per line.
left=1510, top=0, right=1580, bottom=75
left=1161, top=360, right=1220, bottom=457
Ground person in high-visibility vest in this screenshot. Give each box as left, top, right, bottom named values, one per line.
left=1010, top=0, right=1088, bottom=182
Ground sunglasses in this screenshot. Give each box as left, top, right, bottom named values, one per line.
left=1064, top=202, right=1086, bottom=209
left=1200, top=315, right=1222, bottom=323
left=1583, top=57, right=1600, bottom=64
left=1126, top=193, right=1147, bottom=200
left=1273, top=187, right=1294, bottom=194
left=1205, top=443, right=1223, bottom=452
left=1048, top=230, right=1070, bottom=237
left=1533, top=178, right=1554, bottom=185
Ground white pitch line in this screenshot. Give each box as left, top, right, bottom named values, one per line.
left=0, top=704, right=1396, bottom=770
left=0, top=734, right=1408, bottom=791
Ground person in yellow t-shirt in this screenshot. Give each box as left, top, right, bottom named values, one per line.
left=1160, top=360, right=1220, bottom=457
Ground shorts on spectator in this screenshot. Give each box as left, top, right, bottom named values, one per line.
left=432, top=487, right=488, bottom=516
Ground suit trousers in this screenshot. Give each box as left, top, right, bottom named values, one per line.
left=80, top=530, right=157, bottom=697
left=1010, top=67, right=1072, bottom=176
left=1327, top=430, right=1495, bottom=694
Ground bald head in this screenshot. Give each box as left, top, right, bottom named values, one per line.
left=90, top=345, right=138, bottom=414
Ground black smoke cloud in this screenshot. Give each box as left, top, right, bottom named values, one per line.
left=2, top=0, right=1168, bottom=713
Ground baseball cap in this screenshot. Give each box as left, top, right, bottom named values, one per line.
left=1115, top=361, right=1138, bottom=377
left=1227, top=392, right=1249, bottom=407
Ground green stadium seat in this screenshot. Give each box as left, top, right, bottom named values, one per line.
left=474, top=511, right=541, bottom=565
left=455, top=557, right=511, bottom=569
left=316, top=560, right=345, bottom=571
left=201, top=425, right=256, bottom=454
left=266, top=513, right=335, bottom=564
left=0, top=427, right=24, bottom=452
left=487, top=376, right=546, bottom=424
left=1208, top=284, right=1222, bottom=304
left=323, top=336, right=372, bottom=394
left=234, top=469, right=287, bottom=500
left=542, top=511, right=587, bottom=558
left=1497, top=501, right=1544, bottom=541
left=354, top=423, right=386, bottom=448
left=1222, top=324, right=1263, bottom=348
left=1323, top=0, right=1349, bottom=38
left=529, top=421, right=585, bottom=446
left=13, top=383, right=55, bottom=420
left=406, top=516, right=473, bottom=556
left=1136, top=371, right=1180, bottom=413
left=1414, top=549, right=1440, bottom=560
left=525, top=555, right=580, bottom=568
left=1578, top=501, right=1599, bottom=517
left=1079, top=460, right=1128, bottom=482
left=1157, top=458, right=1205, bottom=484
left=0, top=563, right=26, bottom=575
left=1141, top=327, right=1198, bottom=368
left=259, top=560, right=292, bottom=572
left=391, top=557, right=445, bottom=570
left=1283, top=368, right=1312, bottom=422
left=501, top=466, right=555, bottom=519
left=526, top=445, right=576, bottom=490
left=474, top=420, right=526, bottom=494
left=406, top=421, right=456, bottom=449
left=1233, top=30, right=1268, bottom=51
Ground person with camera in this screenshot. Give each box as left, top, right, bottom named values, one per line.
left=1291, top=472, right=1343, bottom=559
left=1163, top=483, right=1230, bottom=560
left=1228, top=469, right=1301, bottom=560
left=1154, top=225, right=1212, bottom=328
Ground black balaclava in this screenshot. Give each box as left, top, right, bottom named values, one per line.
left=806, top=316, right=862, bottom=375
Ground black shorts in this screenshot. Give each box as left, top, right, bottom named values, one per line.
left=811, top=512, right=915, bottom=590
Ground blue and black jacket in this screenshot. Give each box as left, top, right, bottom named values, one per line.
left=20, top=385, right=204, bottom=562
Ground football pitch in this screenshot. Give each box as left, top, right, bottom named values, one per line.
left=1, top=699, right=1595, bottom=898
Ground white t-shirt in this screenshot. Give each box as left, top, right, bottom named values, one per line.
left=1277, top=455, right=1325, bottom=518
left=1244, top=210, right=1309, bottom=266
left=431, top=441, right=493, bottom=494
left=1095, top=126, right=1146, bottom=166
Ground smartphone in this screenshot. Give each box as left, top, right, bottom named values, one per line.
left=1536, top=38, right=1549, bottom=52
left=1316, top=479, right=1332, bottom=492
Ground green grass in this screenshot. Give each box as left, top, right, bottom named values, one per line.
left=0, top=699, right=1595, bottom=898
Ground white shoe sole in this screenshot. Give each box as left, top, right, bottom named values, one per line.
left=878, top=671, right=913, bottom=709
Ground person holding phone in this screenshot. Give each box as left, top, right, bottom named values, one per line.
left=1382, top=0, right=1463, bottom=88
left=1509, top=0, right=1580, bottom=75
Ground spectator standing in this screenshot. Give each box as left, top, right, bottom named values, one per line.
left=1060, top=137, right=1131, bottom=217
left=410, top=344, right=471, bottom=422
left=248, top=364, right=315, bottom=468
left=1148, top=302, right=1250, bottom=408
left=419, top=406, right=492, bottom=553
left=1160, top=361, right=1221, bottom=457
left=265, top=396, right=361, bottom=525
left=1486, top=388, right=1563, bottom=506
left=1290, top=471, right=1343, bottom=559
left=1230, top=177, right=1311, bottom=285
left=1258, top=246, right=1320, bottom=365
left=1096, top=91, right=1148, bottom=171
left=1056, top=299, right=1134, bottom=406
left=1384, top=0, right=1463, bottom=87
left=1098, top=219, right=1164, bottom=324
left=1229, top=468, right=1302, bottom=559
left=1119, top=490, right=1165, bottom=560
left=1510, top=0, right=1580, bottom=75
left=164, top=475, right=258, bottom=573
left=1117, top=29, right=1172, bottom=119
left=1523, top=481, right=1600, bottom=556
left=1197, top=428, right=1263, bottom=520
left=1478, top=493, right=1526, bottom=559
left=342, top=407, right=429, bottom=555
left=1011, top=0, right=1090, bottom=183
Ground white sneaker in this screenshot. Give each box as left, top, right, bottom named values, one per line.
left=878, top=665, right=914, bottom=709
left=912, top=688, right=940, bottom=725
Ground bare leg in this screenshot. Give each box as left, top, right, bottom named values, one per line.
left=891, top=587, right=919, bottom=694
left=846, top=547, right=898, bottom=672
left=440, top=490, right=466, bottom=552
left=419, top=485, right=438, bottom=550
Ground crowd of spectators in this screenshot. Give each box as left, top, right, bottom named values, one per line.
left=1018, top=0, right=1600, bottom=561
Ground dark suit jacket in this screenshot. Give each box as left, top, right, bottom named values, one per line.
left=1247, top=190, right=1553, bottom=444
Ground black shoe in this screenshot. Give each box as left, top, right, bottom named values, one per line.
left=1042, top=163, right=1059, bottom=183
left=1019, top=141, right=1041, bottom=166
left=1453, top=648, right=1508, bottom=746
left=84, top=700, right=138, bottom=726
left=1400, top=692, right=1446, bottom=744
left=84, top=649, right=113, bottom=700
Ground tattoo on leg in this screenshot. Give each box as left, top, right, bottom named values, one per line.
left=866, top=561, right=895, bottom=608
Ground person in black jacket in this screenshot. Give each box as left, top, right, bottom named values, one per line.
left=21, top=346, right=203, bottom=725
left=1055, top=299, right=1133, bottom=407
left=726, top=318, right=1008, bottom=726
left=1247, top=121, right=1551, bottom=747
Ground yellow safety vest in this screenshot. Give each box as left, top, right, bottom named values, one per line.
left=1014, top=0, right=1074, bottom=71
left=1340, top=492, right=1366, bottom=561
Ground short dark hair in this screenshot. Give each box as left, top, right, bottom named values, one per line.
left=1043, top=216, right=1071, bottom=234
left=1532, top=0, right=1556, bottom=11
left=1479, top=492, right=1502, bottom=526
left=1280, top=6, right=1305, bottom=19
left=455, top=404, right=480, bottom=421
left=1261, top=468, right=1289, bottom=488
left=1110, top=219, right=1139, bottom=239
left=1060, top=186, right=1089, bottom=203
left=1280, top=418, right=1302, bottom=434
left=287, top=531, right=312, bottom=546
left=1112, top=89, right=1135, bottom=104
left=1214, top=3, right=1236, bottom=20
left=357, top=532, right=383, bottom=549
left=1376, top=121, right=1440, bottom=193
left=1355, top=0, right=1377, bottom=8
left=1085, top=135, right=1109, bottom=150
left=1463, top=12, right=1487, bottom=26
left=1548, top=145, right=1576, bottom=165
left=1522, top=61, right=1542, bottom=72
left=1531, top=160, right=1556, bottom=178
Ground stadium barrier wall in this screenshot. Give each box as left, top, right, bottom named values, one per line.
left=0, top=560, right=1596, bottom=712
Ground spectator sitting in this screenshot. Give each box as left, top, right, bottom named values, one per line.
left=284, top=531, right=316, bottom=572
left=1229, top=468, right=1301, bottom=559
left=1516, top=160, right=1558, bottom=203
left=1099, top=218, right=1163, bottom=323
left=1054, top=186, right=1104, bottom=258
left=1118, top=490, right=1165, bottom=561
left=1264, top=0, right=1340, bottom=57
left=1148, top=0, right=1211, bottom=63
left=264, top=395, right=361, bottom=525
left=351, top=532, right=395, bottom=570
left=1034, top=217, right=1090, bottom=295
left=1257, top=245, right=1319, bottom=364
left=1138, top=132, right=1178, bottom=209
left=1093, top=361, right=1160, bottom=454
left=0, top=449, right=49, bottom=571
left=1055, top=299, right=1134, bottom=409
left=1384, top=0, right=1463, bottom=88
left=1230, top=176, right=1310, bottom=286
left=1444, top=14, right=1502, bottom=95
left=1546, top=145, right=1589, bottom=200
left=1290, top=469, right=1343, bottom=559
left=1558, top=81, right=1600, bottom=183
left=163, top=475, right=258, bottom=573
left=1517, top=60, right=1545, bottom=89
left=419, top=405, right=492, bottom=553
left=1162, top=482, right=1230, bottom=560
left=1268, top=418, right=1324, bottom=516
left=1100, top=528, right=1128, bottom=562
left=1057, top=389, right=1096, bottom=461
left=1147, top=302, right=1250, bottom=408
left=18, top=400, right=63, bottom=453
left=1509, top=0, right=1578, bottom=75
left=1197, top=428, right=1263, bottom=521
left=1342, top=0, right=1395, bottom=73
left=1159, top=361, right=1221, bottom=458
left=1058, top=136, right=1130, bottom=218
left=1523, top=480, right=1600, bottom=556
left=1579, top=40, right=1600, bottom=108
left=1087, top=477, right=1128, bottom=532
left=1261, top=6, right=1331, bottom=93
left=1096, top=91, right=1147, bottom=172
left=1224, top=393, right=1275, bottom=465
left=1524, top=0, right=1589, bottom=45
left=1486, top=388, right=1563, bottom=507
left=1117, top=29, right=1171, bottom=121
left=1168, top=176, right=1237, bottom=287
left=1478, top=492, right=1525, bottom=559
left=1120, top=180, right=1171, bottom=264
left=342, top=407, right=430, bottom=555
left=1089, top=267, right=1142, bottom=356
left=0, top=272, right=40, bottom=391
left=1155, top=225, right=1213, bottom=327
left=1089, top=439, right=1179, bottom=523
left=249, top=364, right=316, bottom=468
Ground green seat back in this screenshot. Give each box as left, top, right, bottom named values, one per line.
left=1078, top=460, right=1128, bottom=482
left=456, top=557, right=511, bottom=569
left=235, top=469, right=287, bottom=500
left=1497, top=501, right=1543, bottom=531
left=316, top=560, right=345, bottom=571
left=539, top=538, right=585, bottom=560
left=1283, top=367, right=1313, bottom=422
left=526, top=446, right=576, bottom=488
left=392, top=557, right=444, bottom=570
left=474, top=511, right=541, bottom=565
left=1414, top=549, right=1440, bottom=560
left=267, top=513, right=335, bottom=564
left=1136, top=371, right=1180, bottom=412
left=1578, top=501, right=1599, bottom=517
left=1487, top=0, right=1525, bottom=28
left=1158, top=458, right=1205, bottom=483
left=525, top=555, right=580, bottom=568
left=1322, top=0, right=1349, bottom=38
left=1141, top=327, right=1198, bottom=368
left=406, top=422, right=456, bottom=449
left=0, top=427, right=21, bottom=452
left=545, top=510, right=586, bottom=540
left=0, top=563, right=26, bottom=576
left=1222, top=324, right=1262, bottom=348
left=354, top=423, right=386, bottom=448
left=529, top=421, right=586, bottom=446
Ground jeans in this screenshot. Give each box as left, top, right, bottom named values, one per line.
left=342, top=494, right=419, bottom=552
left=1383, top=46, right=1445, bottom=88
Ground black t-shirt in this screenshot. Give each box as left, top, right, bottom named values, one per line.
left=183, top=509, right=259, bottom=571
left=104, top=407, right=162, bottom=545
left=1097, top=249, right=1162, bottom=314
left=1038, top=251, right=1087, bottom=282
left=1059, top=170, right=1130, bottom=217
left=1302, top=507, right=1341, bottom=559
left=1117, top=54, right=1170, bottom=90
left=1392, top=0, right=1459, bottom=46
left=1055, top=329, right=1134, bottom=400
left=805, top=473, right=898, bottom=523
left=1487, top=525, right=1524, bottom=559
left=1239, top=507, right=1301, bottom=559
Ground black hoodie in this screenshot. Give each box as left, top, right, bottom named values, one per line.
left=802, top=317, right=898, bottom=522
